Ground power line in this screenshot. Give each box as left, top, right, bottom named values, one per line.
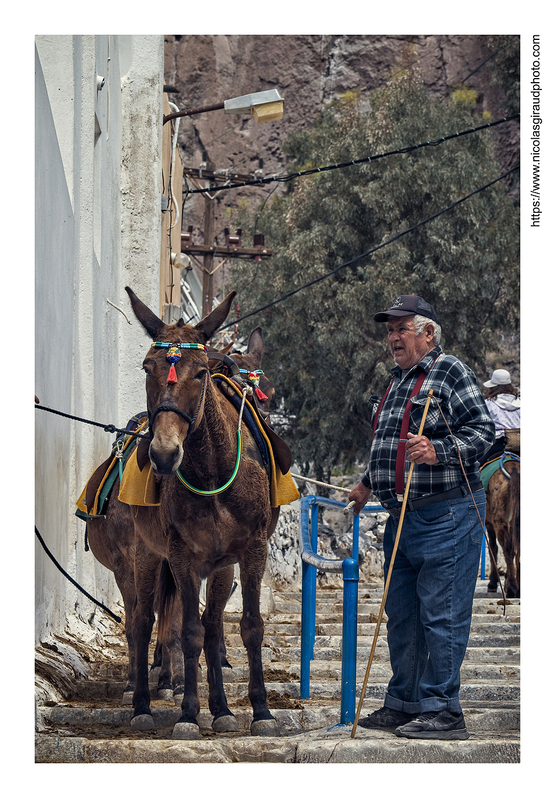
left=186, top=114, right=519, bottom=197
left=221, top=165, right=519, bottom=330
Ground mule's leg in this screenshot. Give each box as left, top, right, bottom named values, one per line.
left=203, top=565, right=239, bottom=732
left=111, top=557, right=139, bottom=704
left=486, top=517, right=499, bottom=593
left=130, top=545, right=160, bottom=730
left=89, top=497, right=138, bottom=705
left=501, top=529, right=518, bottom=599
left=169, top=564, right=204, bottom=740
left=107, top=550, right=138, bottom=704
left=156, top=643, right=173, bottom=701
left=168, top=603, right=185, bottom=705
left=117, top=581, right=137, bottom=705
left=239, top=542, right=279, bottom=737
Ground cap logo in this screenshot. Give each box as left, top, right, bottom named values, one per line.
left=391, top=297, right=404, bottom=308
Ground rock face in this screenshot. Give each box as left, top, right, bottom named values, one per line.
left=163, top=33, right=518, bottom=265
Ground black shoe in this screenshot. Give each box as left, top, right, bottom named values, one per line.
left=358, top=706, right=417, bottom=730
left=395, top=710, right=470, bottom=740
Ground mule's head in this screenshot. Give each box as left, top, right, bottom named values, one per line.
left=125, top=287, right=237, bottom=476
left=231, top=327, right=275, bottom=420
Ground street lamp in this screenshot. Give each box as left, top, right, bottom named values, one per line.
left=163, top=89, right=284, bottom=125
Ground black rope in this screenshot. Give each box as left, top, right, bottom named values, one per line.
left=35, top=403, right=149, bottom=439
left=222, top=165, right=519, bottom=330
left=186, top=114, right=519, bottom=196
left=35, top=526, right=122, bottom=623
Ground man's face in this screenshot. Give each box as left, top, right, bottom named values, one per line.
left=387, top=316, right=435, bottom=370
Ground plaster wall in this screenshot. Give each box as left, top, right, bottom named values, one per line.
left=35, top=35, right=164, bottom=644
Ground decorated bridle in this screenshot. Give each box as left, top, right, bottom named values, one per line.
left=147, top=341, right=209, bottom=439
left=152, top=341, right=207, bottom=383
left=238, top=368, right=268, bottom=401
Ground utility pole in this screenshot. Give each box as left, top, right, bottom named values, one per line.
left=202, top=165, right=215, bottom=317
left=182, top=164, right=273, bottom=317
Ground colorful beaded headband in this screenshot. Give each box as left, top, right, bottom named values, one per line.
left=152, top=341, right=208, bottom=384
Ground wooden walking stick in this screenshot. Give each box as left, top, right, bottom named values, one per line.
left=351, top=389, right=434, bottom=738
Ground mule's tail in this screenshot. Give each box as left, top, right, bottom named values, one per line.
left=154, top=559, right=178, bottom=645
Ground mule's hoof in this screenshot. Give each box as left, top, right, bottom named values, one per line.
left=174, top=692, right=184, bottom=706
left=122, top=691, right=134, bottom=705
left=212, top=714, right=239, bottom=733
left=130, top=713, right=155, bottom=730
left=157, top=689, right=173, bottom=701
left=172, top=722, right=200, bottom=740
left=251, top=718, right=279, bottom=737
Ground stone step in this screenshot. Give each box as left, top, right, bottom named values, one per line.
left=88, top=642, right=519, bottom=682
left=85, top=657, right=519, bottom=690
left=35, top=731, right=520, bottom=764
left=282, top=602, right=520, bottom=620
left=221, top=613, right=519, bottom=637
left=263, top=606, right=520, bottom=627
left=35, top=699, right=520, bottom=763
left=39, top=700, right=519, bottom=737
left=73, top=674, right=519, bottom=704
left=220, top=627, right=520, bottom=651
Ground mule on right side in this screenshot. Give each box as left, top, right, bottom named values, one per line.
left=485, top=459, right=520, bottom=598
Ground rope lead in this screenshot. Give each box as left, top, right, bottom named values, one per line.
left=35, top=527, right=121, bottom=623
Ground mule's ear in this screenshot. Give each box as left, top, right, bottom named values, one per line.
left=246, top=327, right=264, bottom=367
left=195, top=291, right=237, bottom=343
left=125, top=287, right=165, bottom=339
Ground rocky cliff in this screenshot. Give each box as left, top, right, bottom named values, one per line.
left=163, top=34, right=519, bottom=256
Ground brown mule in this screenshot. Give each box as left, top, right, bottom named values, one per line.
left=85, top=320, right=279, bottom=720
left=486, top=459, right=520, bottom=598
left=94, top=287, right=280, bottom=739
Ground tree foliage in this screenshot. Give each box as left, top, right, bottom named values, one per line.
left=229, top=61, right=519, bottom=478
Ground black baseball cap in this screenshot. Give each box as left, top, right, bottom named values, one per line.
left=374, top=295, right=439, bottom=324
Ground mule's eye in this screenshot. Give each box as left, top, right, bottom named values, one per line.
left=195, top=369, right=208, bottom=381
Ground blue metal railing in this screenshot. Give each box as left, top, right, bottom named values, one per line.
left=298, top=494, right=384, bottom=724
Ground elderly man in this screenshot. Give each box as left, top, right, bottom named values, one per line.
left=349, top=295, right=495, bottom=740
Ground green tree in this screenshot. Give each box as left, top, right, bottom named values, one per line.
left=230, top=63, right=519, bottom=479
left=487, top=35, right=520, bottom=117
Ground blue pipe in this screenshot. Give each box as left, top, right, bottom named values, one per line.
left=340, top=557, right=359, bottom=724
left=298, top=495, right=384, bottom=714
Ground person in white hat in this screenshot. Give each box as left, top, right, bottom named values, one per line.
left=479, top=369, right=520, bottom=465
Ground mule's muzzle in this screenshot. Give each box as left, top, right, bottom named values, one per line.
left=149, top=438, right=184, bottom=475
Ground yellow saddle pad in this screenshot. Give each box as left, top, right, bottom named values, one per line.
left=119, top=447, right=161, bottom=506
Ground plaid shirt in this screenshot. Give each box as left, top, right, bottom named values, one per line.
left=362, top=345, right=495, bottom=505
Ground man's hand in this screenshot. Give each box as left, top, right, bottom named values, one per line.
left=348, top=482, right=372, bottom=515
left=406, top=432, right=438, bottom=465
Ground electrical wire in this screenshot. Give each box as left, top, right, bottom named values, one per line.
left=220, top=164, right=519, bottom=331
left=186, top=114, right=519, bottom=197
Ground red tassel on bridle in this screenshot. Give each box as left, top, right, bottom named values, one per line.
left=242, top=370, right=268, bottom=401
left=167, top=364, right=178, bottom=384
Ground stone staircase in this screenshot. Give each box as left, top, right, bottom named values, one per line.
left=35, top=577, right=520, bottom=763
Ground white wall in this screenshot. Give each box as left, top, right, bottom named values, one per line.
left=35, top=35, right=164, bottom=644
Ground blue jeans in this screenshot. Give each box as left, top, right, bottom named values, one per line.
left=382, top=489, right=486, bottom=714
